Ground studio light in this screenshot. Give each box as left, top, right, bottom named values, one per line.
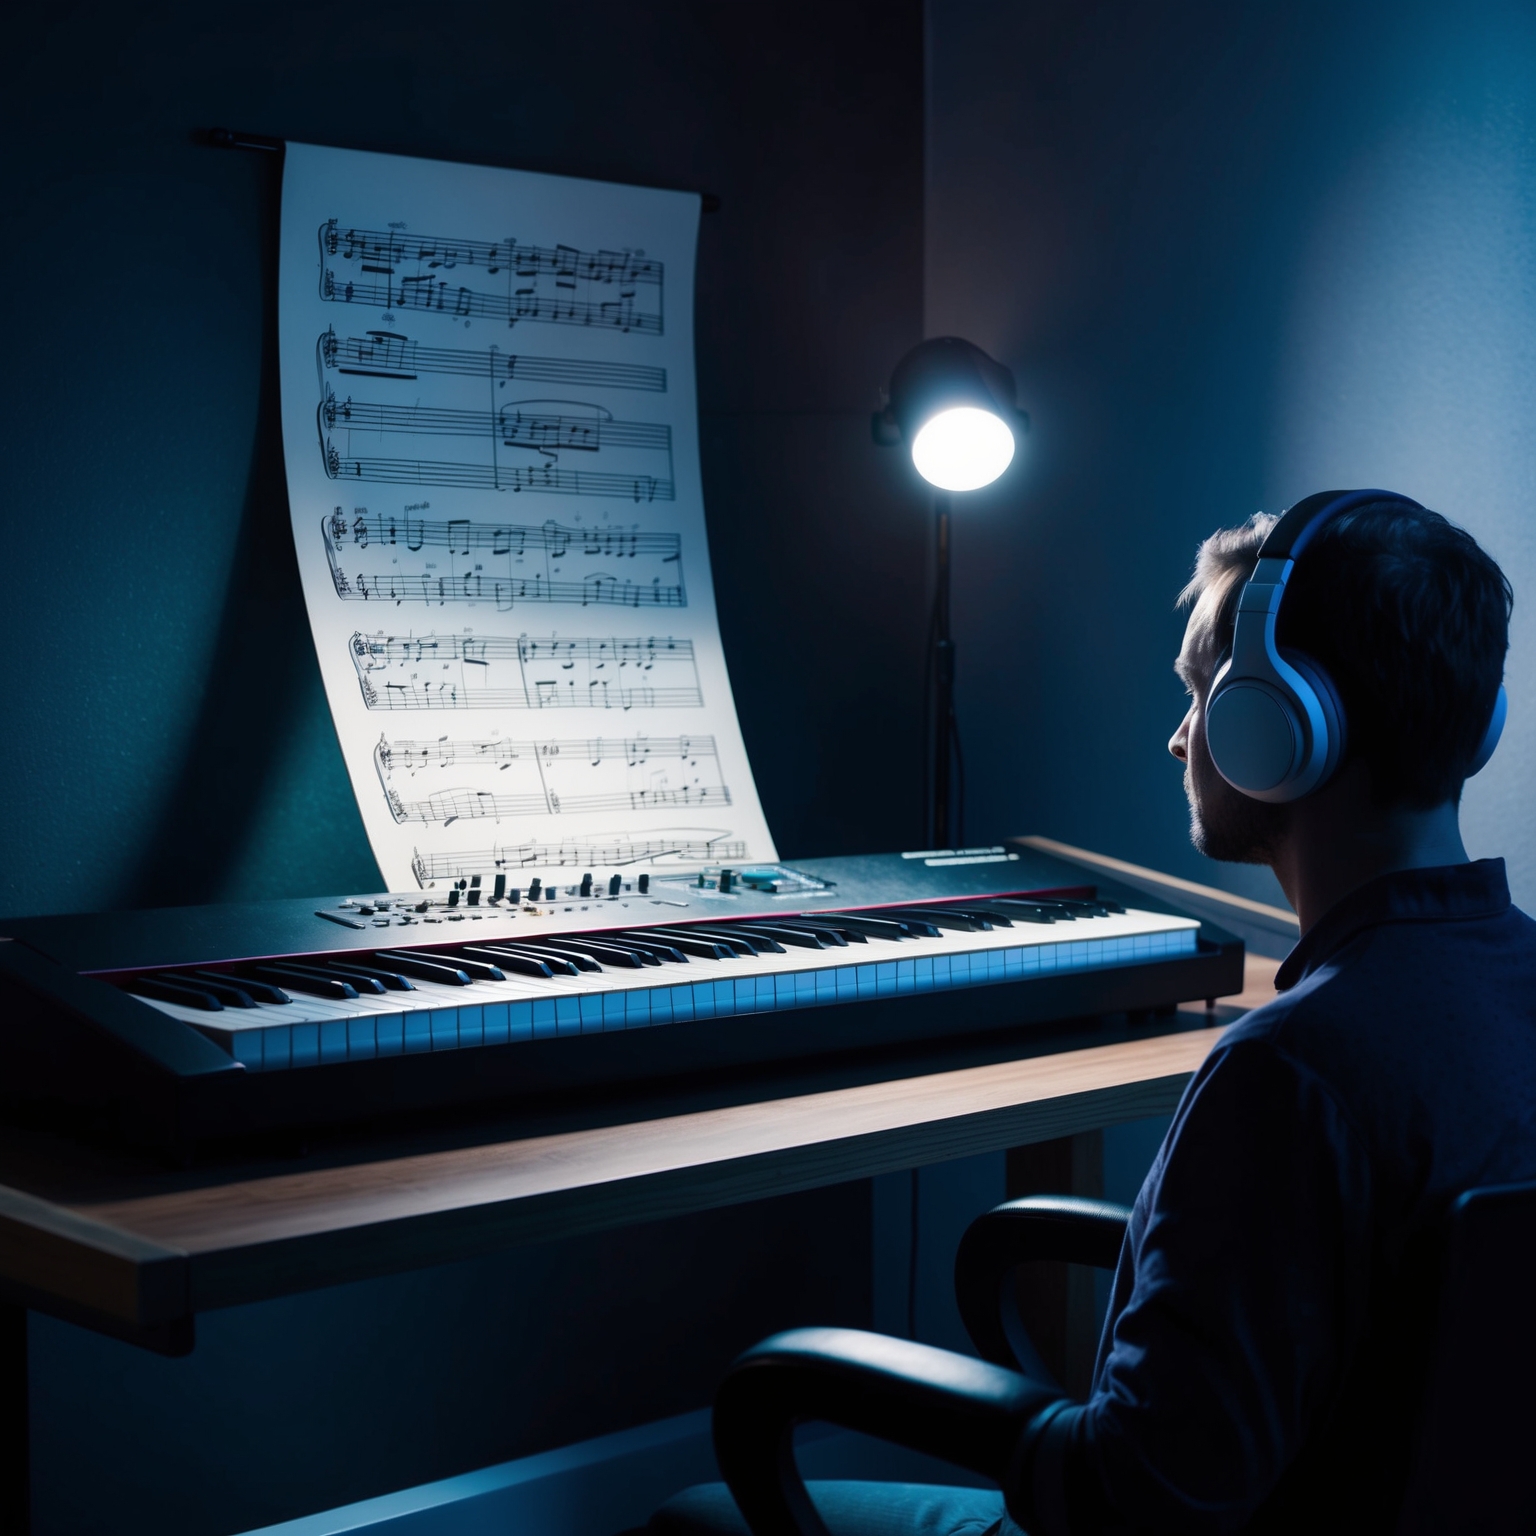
left=911, top=406, right=1016, bottom=491
left=872, top=336, right=1027, bottom=490
left=872, top=337, right=1028, bottom=847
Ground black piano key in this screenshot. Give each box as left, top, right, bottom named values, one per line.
left=161, top=971, right=258, bottom=1008
left=815, top=912, right=917, bottom=941
left=291, top=963, right=387, bottom=994
left=322, top=960, right=416, bottom=991
left=190, top=969, right=291, bottom=1004
left=625, top=929, right=739, bottom=960
left=774, top=919, right=860, bottom=945
left=682, top=927, right=774, bottom=957
left=1012, top=898, right=1108, bottom=920
left=702, top=926, right=789, bottom=955
left=981, top=899, right=1058, bottom=923
left=460, top=945, right=556, bottom=979
left=730, top=924, right=829, bottom=950
left=537, top=937, right=646, bottom=970
left=369, top=951, right=475, bottom=986
left=1044, top=897, right=1117, bottom=917
left=938, top=905, right=1014, bottom=928
left=251, top=965, right=359, bottom=1000
left=1014, top=900, right=1083, bottom=919
left=888, top=907, right=989, bottom=933
left=729, top=927, right=792, bottom=954
left=504, top=943, right=602, bottom=973
left=412, top=951, right=506, bottom=982
left=130, top=975, right=225, bottom=1011
left=467, top=944, right=581, bottom=976
left=608, top=935, right=690, bottom=964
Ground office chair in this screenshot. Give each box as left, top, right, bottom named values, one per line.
left=680, top=1181, right=1534, bottom=1536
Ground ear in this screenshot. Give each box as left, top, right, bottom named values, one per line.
left=1468, top=684, right=1508, bottom=775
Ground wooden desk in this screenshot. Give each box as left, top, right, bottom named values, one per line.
left=0, top=843, right=1281, bottom=1536
left=0, top=955, right=1279, bottom=1342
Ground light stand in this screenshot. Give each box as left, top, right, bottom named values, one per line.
left=872, top=336, right=1026, bottom=849
left=931, top=492, right=956, bottom=848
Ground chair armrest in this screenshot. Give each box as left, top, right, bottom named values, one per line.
left=714, top=1327, right=1067, bottom=1536
left=955, top=1196, right=1131, bottom=1369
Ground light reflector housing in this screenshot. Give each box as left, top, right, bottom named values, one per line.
left=873, top=336, right=1027, bottom=491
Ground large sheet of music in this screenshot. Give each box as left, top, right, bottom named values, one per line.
left=278, top=143, right=776, bottom=891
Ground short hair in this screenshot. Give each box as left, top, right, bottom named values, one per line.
left=1180, top=499, right=1512, bottom=808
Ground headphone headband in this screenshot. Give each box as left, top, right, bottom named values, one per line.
left=1204, top=487, right=1506, bottom=801
left=1256, top=488, right=1423, bottom=562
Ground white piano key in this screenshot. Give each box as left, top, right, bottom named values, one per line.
left=124, top=907, right=1200, bottom=1070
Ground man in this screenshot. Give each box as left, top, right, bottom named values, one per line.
left=658, top=494, right=1536, bottom=1535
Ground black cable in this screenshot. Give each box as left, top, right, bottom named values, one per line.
left=921, top=587, right=939, bottom=846
left=907, top=1166, right=921, bottom=1340
left=951, top=702, right=966, bottom=849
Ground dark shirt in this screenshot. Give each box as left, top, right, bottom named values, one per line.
left=1040, top=860, right=1536, bottom=1534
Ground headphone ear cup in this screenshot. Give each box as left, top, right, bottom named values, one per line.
left=1278, top=648, right=1346, bottom=791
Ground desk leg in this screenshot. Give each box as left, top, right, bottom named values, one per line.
left=1, top=1303, right=26, bottom=1536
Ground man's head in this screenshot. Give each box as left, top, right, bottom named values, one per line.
left=1170, top=498, right=1512, bottom=864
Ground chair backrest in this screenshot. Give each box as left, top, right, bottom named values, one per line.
left=1395, top=1180, right=1536, bottom=1535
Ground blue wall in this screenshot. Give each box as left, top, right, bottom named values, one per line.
left=0, top=2, right=930, bottom=923
left=926, top=0, right=1536, bottom=910
left=4, top=6, right=922, bottom=1531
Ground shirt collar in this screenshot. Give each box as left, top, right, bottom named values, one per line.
left=1275, top=858, right=1510, bottom=991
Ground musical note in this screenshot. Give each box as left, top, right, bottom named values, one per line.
left=349, top=631, right=704, bottom=710
left=319, top=221, right=665, bottom=335
left=316, top=386, right=674, bottom=497
left=389, top=785, right=731, bottom=824
left=410, top=831, right=751, bottom=885
left=280, top=147, right=778, bottom=892
left=374, top=730, right=726, bottom=824
left=376, top=734, right=715, bottom=769
left=318, top=329, right=666, bottom=393
left=324, top=512, right=686, bottom=610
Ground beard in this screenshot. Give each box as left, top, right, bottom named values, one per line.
left=1185, top=753, right=1289, bottom=865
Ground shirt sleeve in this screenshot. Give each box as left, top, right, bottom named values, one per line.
left=1062, top=1033, right=1375, bottom=1533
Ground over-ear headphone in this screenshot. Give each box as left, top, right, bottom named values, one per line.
left=1204, top=489, right=1508, bottom=802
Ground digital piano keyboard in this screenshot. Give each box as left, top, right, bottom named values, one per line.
left=0, top=843, right=1244, bottom=1153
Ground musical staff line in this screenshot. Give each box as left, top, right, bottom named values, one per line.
left=377, top=727, right=728, bottom=824
left=325, top=511, right=686, bottom=610
left=318, top=386, right=674, bottom=500
left=376, top=734, right=717, bottom=770
left=387, top=784, right=731, bottom=825
left=322, top=393, right=672, bottom=453
left=410, top=830, right=750, bottom=885
left=320, top=221, right=664, bottom=335
left=320, top=329, right=667, bottom=393
left=325, top=457, right=673, bottom=500
left=350, top=631, right=704, bottom=711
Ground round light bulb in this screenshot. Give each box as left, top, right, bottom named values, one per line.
left=909, top=406, right=1016, bottom=491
